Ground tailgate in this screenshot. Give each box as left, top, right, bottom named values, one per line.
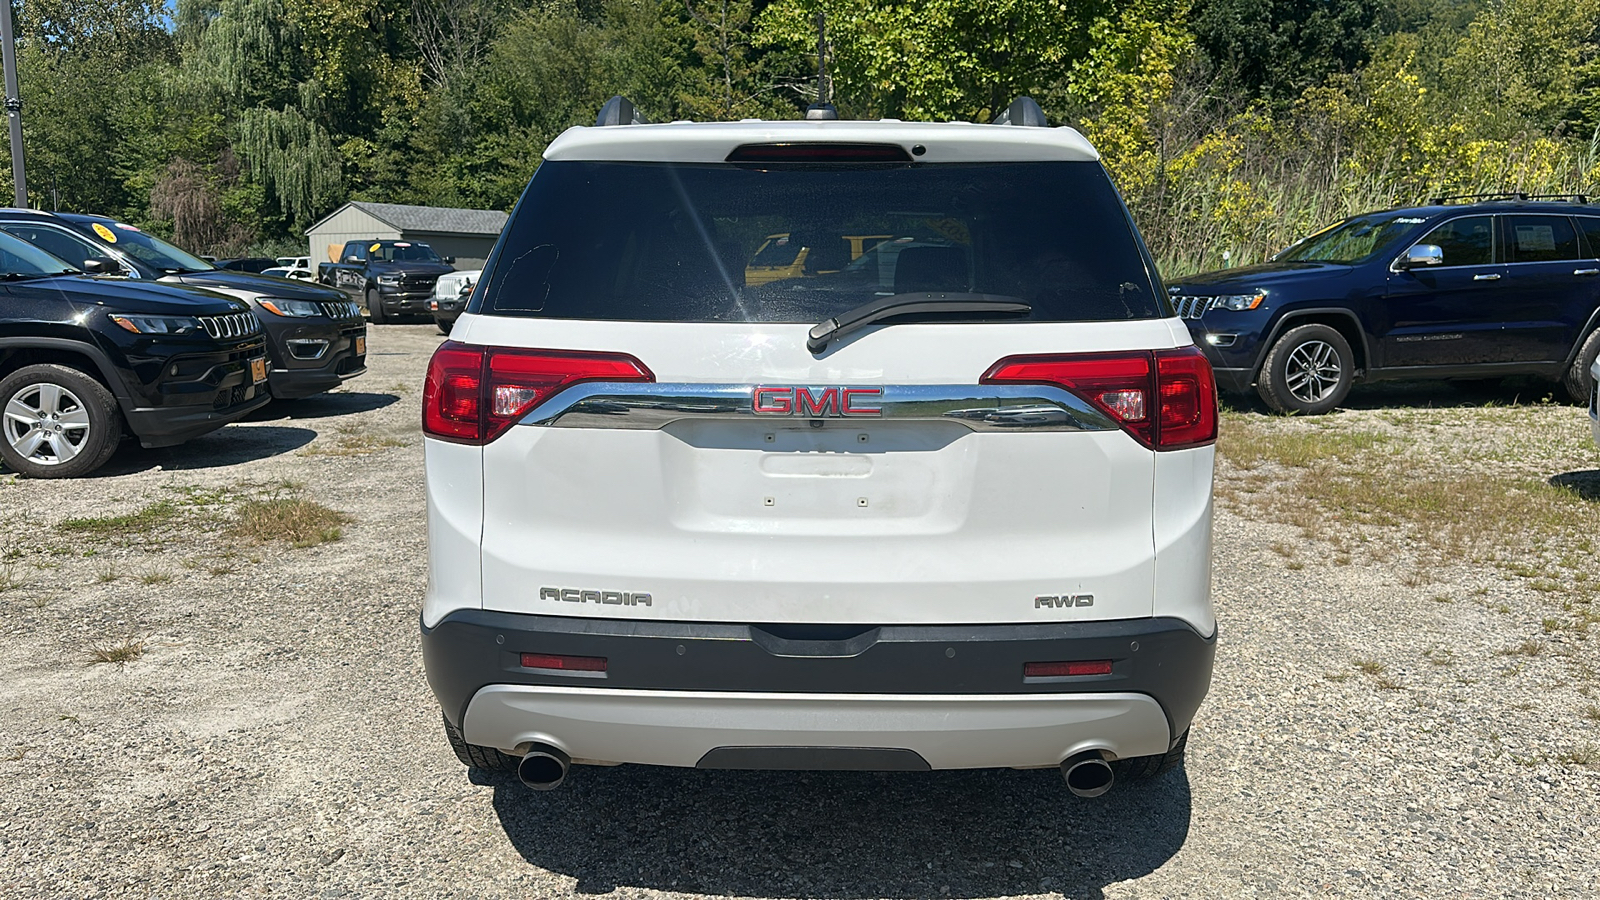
left=461, top=315, right=1186, bottom=626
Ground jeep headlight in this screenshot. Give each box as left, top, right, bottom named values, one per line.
left=376, top=274, right=401, bottom=286
left=109, top=314, right=202, bottom=335
left=1215, top=293, right=1265, bottom=311
left=258, top=298, right=323, bottom=317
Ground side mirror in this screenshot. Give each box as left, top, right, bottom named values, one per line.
left=444, top=256, right=456, bottom=264
left=1400, top=244, right=1444, bottom=269
left=344, top=256, right=362, bottom=264
left=82, top=257, right=120, bottom=275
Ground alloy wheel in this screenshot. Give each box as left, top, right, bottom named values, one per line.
left=3, top=382, right=93, bottom=466
left=1283, top=340, right=1343, bottom=404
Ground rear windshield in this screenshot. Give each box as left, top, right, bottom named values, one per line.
left=475, top=160, right=1164, bottom=323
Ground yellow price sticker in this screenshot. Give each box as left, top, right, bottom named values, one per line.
left=92, top=223, right=118, bottom=244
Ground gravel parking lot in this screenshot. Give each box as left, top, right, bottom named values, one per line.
left=2, top=324, right=1598, bottom=898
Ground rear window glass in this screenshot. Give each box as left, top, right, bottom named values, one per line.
left=1506, top=215, right=1579, bottom=262
left=476, top=161, right=1163, bottom=323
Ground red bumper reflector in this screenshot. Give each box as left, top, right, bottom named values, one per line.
left=1024, top=660, right=1113, bottom=678
left=520, top=653, right=608, bottom=672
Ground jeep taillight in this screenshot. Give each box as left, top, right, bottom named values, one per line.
left=423, top=341, right=654, bottom=444
left=981, top=346, right=1217, bottom=450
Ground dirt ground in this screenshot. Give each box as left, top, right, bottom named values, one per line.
left=1, top=323, right=1597, bottom=899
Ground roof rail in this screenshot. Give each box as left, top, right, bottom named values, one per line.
left=991, top=97, right=1048, bottom=127
left=1428, top=191, right=1589, bottom=205
left=595, top=96, right=649, bottom=127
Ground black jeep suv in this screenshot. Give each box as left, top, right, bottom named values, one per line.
left=1168, top=195, right=1600, bottom=413
left=0, top=231, right=269, bottom=478
left=0, top=210, right=366, bottom=400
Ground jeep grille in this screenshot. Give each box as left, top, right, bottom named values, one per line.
left=319, top=300, right=362, bottom=319
left=199, top=312, right=259, bottom=340
left=1171, top=296, right=1218, bottom=320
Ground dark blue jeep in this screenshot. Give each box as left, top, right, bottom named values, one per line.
left=1167, top=195, right=1600, bottom=413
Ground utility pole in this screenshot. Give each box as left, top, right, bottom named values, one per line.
left=0, top=0, right=25, bottom=208
left=815, top=10, right=830, bottom=108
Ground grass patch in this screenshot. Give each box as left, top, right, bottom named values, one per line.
left=95, top=564, right=121, bottom=584
left=1354, top=658, right=1386, bottom=675
left=300, top=431, right=407, bottom=458
left=88, top=638, right=145, bottom=666
left=1557, top=744, right=1600, bottom=767
left=138, top=571, right=173, bottom=586
left=57, top=501, right=179, bottom=538
left=1219, top=419, right=1393, bottom=470
left=0, top=559, right=20, bottom=593
left=1499, top=639, right=1544, bottom=658
left=229, top=498, right=353, bottom=548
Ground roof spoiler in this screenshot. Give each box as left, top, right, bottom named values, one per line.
left=595, top=96, right=649, bottom=127
left=991, top=97, right=1048, bottom=127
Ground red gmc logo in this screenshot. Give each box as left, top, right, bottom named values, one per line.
left=752, top=386, right=883, bottom=417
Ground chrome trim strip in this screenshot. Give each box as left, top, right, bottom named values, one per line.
left=518, top=383, right=1120, bottom=432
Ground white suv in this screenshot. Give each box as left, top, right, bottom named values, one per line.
left=421, top=97, right=1218, bottom=797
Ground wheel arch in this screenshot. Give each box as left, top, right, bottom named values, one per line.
left=1559, top=305, right=1600, bottom=371
left=1255, top=308, right=1370, bottom=383
left=0, top=338, right=129, bottom=402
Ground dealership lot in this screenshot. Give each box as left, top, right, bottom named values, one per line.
left=0, top=324, right=1597, bottom=898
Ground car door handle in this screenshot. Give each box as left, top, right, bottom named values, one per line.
left=1576, top=268, right=1600, bottom=276
left=1473, top=273, right=1501, bottom=281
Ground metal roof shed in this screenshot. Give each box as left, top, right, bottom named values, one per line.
left=305, top=201, right=509, bottom=275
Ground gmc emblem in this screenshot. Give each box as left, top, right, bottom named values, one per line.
left=753, top=386, right=883, bottom=417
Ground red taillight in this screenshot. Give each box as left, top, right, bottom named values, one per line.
left=520, top=652, right=608, bottom=672
left=1155, top=345, right=1219, bottom=449
left=981, top=346, right=1216, bottom=450
left=423, top=340, right=654, bottom=444
left=1024, top=660, right=1113, bottom=678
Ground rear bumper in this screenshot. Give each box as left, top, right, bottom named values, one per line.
left=423, top=610, right=1214, bottom=768
left=464, top=685, right=1173, bottom=769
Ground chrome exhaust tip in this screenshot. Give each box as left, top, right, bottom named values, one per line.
left=1061, top=751, right=1114, bottom=798
left=517, top=744, right=571, bottom=791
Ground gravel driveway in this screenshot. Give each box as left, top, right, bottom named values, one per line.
left=1, top=324, right=1596, bottom=898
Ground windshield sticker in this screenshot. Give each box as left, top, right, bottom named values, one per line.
left=369, top=243, right=381, bottom=253
left=1394, top=217, right=1426, bottom=224
left=114, top=222, right=141, bottom=231
left=92, top=223, right=118, bottom=243
left=1516, top=225, right=1556, bottom=251
left=395, top=242, right=412, bottom=247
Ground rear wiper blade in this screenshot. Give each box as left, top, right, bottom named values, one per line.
left=807, top=292, right=1031, bottom=353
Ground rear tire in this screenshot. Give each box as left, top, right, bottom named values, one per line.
left=0, top=364, right=122, bottom=479
left=366, top=288, right=387, bottom=324
left=1256, top=323, right=1354, bottom=415
left=1111, top=729, right=1188, bottom=781
left=1561, top=328, right=1600, bottom=403
left=441, top=714, right=519, bottom=772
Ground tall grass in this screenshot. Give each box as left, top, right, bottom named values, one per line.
left=1132, top=111, right=1600, bottom=279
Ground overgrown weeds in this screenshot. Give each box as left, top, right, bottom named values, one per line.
left=230, top=497, right=352, bottom=548
left=88, top=638, right=145, bottom=666
left=57, top=501, right=178, bottom=538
